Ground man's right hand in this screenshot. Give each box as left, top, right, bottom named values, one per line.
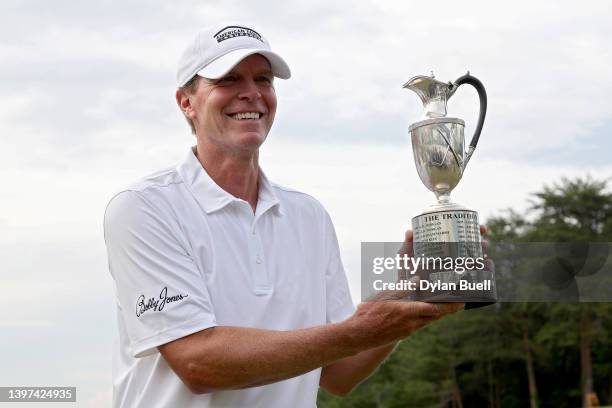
left=341, top=226, right=465, bottom=350
left=343, top=297, right=464, bottom=350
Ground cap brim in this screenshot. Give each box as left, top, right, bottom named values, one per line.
left=196, top=48, right=291, bottom=80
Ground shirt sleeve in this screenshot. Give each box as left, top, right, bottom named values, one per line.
left=323, top=211, right=356, bottom=324
left=103, top=190, right=217, bottom=358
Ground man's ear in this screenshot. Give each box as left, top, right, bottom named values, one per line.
left=176, top=88, right=194, bottom=120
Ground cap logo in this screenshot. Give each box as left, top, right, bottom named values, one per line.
left=214, top=25, right=263, bottom=43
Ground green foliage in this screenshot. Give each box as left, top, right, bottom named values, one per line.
left=318, top=177, right=612, bottom=408
left=529, top=177, right=612, bottom=240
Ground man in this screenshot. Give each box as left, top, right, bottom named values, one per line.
left=103, top=23, right=463, bottom=407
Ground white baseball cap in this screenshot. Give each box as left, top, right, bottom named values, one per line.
left=176, top=24, right=291, bottom=87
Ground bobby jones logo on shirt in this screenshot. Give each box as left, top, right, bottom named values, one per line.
left=136, top=287, right=189, bottom=318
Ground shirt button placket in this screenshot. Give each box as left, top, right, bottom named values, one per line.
left=251, top=222, right=270, bottom=294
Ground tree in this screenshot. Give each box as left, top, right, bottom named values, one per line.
left=525, top=177, right=612, bottom=407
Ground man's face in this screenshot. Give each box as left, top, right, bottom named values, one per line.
left=184, top=54, right=277, bottom=154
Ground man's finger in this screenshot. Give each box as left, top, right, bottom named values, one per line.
left=485, top=258, right=495, bottom=274
left=400, top=229, right=414, bottom=258
left=480, top=224, right=487, bottom=236
left=481, top=239, right=489, bottom=255
left=366, top=289, right=413, bottom=302
left=400, top=301, right=444, bottom=318
left=433, top=302, right=465, bottom=316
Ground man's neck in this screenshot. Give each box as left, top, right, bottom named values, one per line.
left=194, top=142, right=260, bottom=212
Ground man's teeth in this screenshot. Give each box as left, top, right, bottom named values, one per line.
left=231, top=112, right=260, bottom=120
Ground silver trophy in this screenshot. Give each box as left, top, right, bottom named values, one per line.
left=404, top=72, right=496, bottom=305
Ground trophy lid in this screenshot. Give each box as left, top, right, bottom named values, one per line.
left=403, top=74, right=457, bottom=118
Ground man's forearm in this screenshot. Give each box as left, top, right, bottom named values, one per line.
left=159, top=321, right=369, bottom=393
left=319, top=342, right=398, bottom=395
left=159, top=300, right=457, bottom=394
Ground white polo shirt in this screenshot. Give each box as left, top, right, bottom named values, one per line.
left=103, top=146, right=355, bottom=408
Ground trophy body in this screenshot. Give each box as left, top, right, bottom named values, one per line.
left=405, top=73, right=496, bottom=305
left=411, top=117, right=480, bottom=249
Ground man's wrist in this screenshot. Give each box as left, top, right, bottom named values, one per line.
left=328, top=318, right=376, bottom=357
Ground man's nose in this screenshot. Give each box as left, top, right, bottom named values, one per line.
left=237, top=78, right=262, bottom=101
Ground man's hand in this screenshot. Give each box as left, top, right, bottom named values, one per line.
left=343, top=297, right=463, bottom=349
left=343, top=224, right=490, bottom=351
left=319, top=296, right=461, bottom=396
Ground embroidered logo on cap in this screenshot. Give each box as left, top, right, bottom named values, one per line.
left=214, top=26, right=263, bottom=43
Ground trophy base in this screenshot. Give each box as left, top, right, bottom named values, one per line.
left=411, top=205, right=497, bottom=306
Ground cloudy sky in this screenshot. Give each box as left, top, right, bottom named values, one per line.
left=1, top=0, right=611, bottom=405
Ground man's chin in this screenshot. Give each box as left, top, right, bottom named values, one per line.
left=197, top=130, right=268, bottom=156
left=231, top=133, right=268, bottom=154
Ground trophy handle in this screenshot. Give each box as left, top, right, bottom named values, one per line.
left=452, top=72, right=487, bottom=169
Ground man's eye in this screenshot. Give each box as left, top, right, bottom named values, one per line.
left=257, top=76, right=273, bottom=83
left=218, top=76, right=236, bottom=83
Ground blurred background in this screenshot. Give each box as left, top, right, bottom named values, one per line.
left=1, top=0, right=611, bottom=406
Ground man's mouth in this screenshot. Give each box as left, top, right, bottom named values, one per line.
left=228, top=112, right=262, bottom=120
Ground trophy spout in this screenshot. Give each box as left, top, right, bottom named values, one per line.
left=403, top=74, right=454, bottom=119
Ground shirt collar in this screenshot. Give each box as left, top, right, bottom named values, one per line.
left=177, top=146, right=283, bottom=216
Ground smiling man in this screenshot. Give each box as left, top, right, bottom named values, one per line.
left=103, top=23, right=462, bottom=408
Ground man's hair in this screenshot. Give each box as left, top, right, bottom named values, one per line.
left=180, top=75, right=201, bottom=135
